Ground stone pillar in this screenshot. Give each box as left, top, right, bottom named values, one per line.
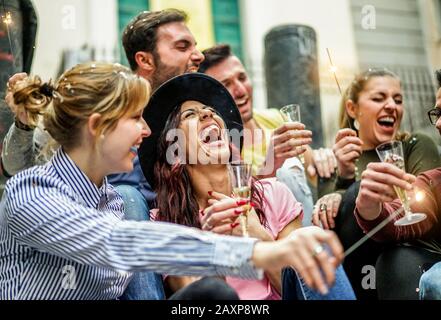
left=264, top=24, right=323, bottom=148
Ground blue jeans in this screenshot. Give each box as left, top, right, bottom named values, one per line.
left=277, top=166, right=314, bottom=226
left=115, top=185, right=165, bottom=300
left=282, top=266, right=356, bottom=300
left=419, top=261, right=441, bottom=300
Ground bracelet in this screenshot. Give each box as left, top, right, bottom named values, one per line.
left=14, top=118, right=33, bottom=131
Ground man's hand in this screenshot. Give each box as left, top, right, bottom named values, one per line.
left=252, top=226, right=343, bottom=295
left=355, top=162, right=415, bottom=221
left=307, top=148, right=337, bottom=179
left=259, top=123, right=312, bottom=177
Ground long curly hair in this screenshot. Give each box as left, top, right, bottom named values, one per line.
left=153, top=104, right=267, bottom=229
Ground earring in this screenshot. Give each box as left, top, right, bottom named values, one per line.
left=100, top=134, right=105, bottom=139
left=353, top=119, right=360, bottom=130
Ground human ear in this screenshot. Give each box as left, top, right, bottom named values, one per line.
left=345, top=100, right=358, bottom=119
left=87, top=113, right=103, bottom=138
left=134, top=51, right=155, bottom=73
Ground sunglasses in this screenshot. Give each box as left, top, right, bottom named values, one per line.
left=428, top=108, right=441, bottom=125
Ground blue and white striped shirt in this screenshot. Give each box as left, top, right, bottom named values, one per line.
left=0, top=149, right=261, bottom=300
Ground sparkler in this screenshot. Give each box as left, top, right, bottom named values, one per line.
left=344, top=207, right=402, bottom=257
left=3, top=11, right=11, bottom=25
left=326, top=48, right=342, bottom=96
left=1, top=0, right=15, bottom=73
left=326, top=47, right=353, bottom=130
left=344, top=192, right=425, bottom=257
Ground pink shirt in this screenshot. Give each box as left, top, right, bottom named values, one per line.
left=225, top=178, right=302, bottom=300
left=150, top=178, right=302, bottom=300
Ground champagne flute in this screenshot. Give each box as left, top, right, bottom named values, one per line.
left=376, top=141, right=426, bottom=226
left=280, top=104, right=305, bottom=164
left=229, top=161, right=252, bottom=237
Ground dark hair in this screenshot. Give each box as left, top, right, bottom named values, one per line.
left=199, top=44, right=233, bottom=74
left=122, top=9, right=188, bottom=71
left=435, top=69, right=441, bottom=89
left=154, top=104, right=267, bottom=228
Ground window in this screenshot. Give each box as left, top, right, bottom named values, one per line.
left=212, top=0, right=243, bottom=60
left=117, top=0, right=149, bottom=65
left=117, top=0, right=243, bottom=62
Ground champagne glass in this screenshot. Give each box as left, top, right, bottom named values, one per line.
left=376, top=141, right=426, bottom=226
left=280, top=104, right=305, bottom=164
left=229, top=161, right=252, bottom=237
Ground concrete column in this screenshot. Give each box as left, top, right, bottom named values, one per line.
left=264, top=25, right=323, bottom=148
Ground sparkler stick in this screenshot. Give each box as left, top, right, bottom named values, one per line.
left=326, top=47, right=353, bottom=130
left=344, top=191, right=425, bottom=257
left=344, top=207, right=402, bottom=257
left=1, top=0, right=16, bottom=73
left=326, top=48, right=342, bottom=96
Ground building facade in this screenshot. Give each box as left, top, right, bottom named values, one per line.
left=30, top=0, right=440, bottom=146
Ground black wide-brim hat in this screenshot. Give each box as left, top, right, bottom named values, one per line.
left=138, top=73, right=243, bottom=188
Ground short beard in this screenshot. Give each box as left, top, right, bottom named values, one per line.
left=150, top=54, right=182, bottom=91
left=242, top=109, right=253, bottom=124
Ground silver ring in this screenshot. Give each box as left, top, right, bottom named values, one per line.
left=319, top=203, right=327, bottom=212
left=312, top=245, right=324, bottom=257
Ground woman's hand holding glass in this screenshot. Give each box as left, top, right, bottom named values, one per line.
left=209, top=191, right=274, bottom=240
left=200, top=196, right=250, bottom=235
left=332, top=128, right=363, bottom=179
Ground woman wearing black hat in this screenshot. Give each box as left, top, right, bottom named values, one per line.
left=139, top=73, right=355, bottom=300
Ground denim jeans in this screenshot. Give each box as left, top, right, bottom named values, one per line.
left=282, top=265, right=356, bottom=300
left=276, top=165, right=314, bottom=226
left=115, top=185, right=165, bottom=300
left=419, top=261, right=441, bottom=300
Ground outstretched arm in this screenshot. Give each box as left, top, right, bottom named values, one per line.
left=1, top=73, right=38, bottom=177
